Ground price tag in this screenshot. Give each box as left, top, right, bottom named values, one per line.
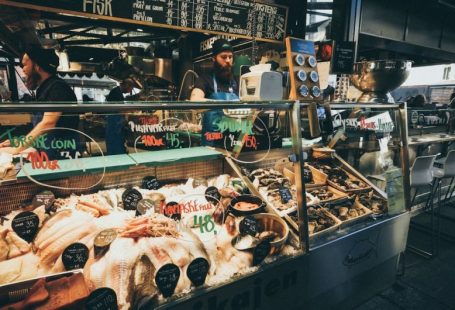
left=205, top=186, right=221, bottom=204
left=142, top=176, right=160, bottom=190
left=122, top=189, right=143, bottom=211
left=62, top=242, right=89, bottom=270
left=94, top=229, right=117, bottom=258
left=11, top=211, right=39, bottom=243
left=155, top=263, right=180, bottom=298
left=279, top=186, right=293, bottom=204
left=32, top=190, right=55, bottom=213
left=136, top=199, right=156, bottom=216
left=253, top=240, right=271, bottom=266
left=85, top=287, right=118, bottom=310
left=187, top=257, right=209, bottom=287
left=239, top=216, right=259, bottom=237
left=164, top=201, right=181, bottom=221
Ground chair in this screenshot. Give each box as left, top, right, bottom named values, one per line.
left=433, top=150, right=455, bottom=202
left=407, top=154, right=439, bottom=258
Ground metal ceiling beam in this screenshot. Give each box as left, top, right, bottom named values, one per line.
left=40, top=12, right=178, bottom=38
left=62, top=35, right=166, bottom=46
left=58, top=26, right=98, bottom=41
left=307, top=2, right=334, bottom=10
left=307, top=10, right=332, bottom=17
left=38, top=23, right=82, bottom=35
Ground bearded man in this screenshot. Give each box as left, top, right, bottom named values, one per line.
left=0, top=48, right=81, bottom=159
left=190, top=39, right=239, bottom=145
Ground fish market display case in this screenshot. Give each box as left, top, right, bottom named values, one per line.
left=0, top=101, right=410, bottom=310
left=301, top=103, right=411, bottom=309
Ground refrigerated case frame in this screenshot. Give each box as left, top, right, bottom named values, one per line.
left=0, top=101, right=411, bottom=309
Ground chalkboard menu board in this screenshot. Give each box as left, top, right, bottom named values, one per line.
left=330, top=41, right=356, bottom=75
left=7, top=0, right=288, bottom=43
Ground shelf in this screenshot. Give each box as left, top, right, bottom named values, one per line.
left=16, top=154, right=135, bottom=181
left=128, top=146, right=223, bottom=166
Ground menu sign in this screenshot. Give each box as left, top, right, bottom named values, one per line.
left=7, top=0, right=288, bottom=42
left=330, top=41, right=356, bottom=74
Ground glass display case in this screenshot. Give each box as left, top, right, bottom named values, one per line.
left=0, top=101, right=411, bottom=310
left=0, top=101, right=309, bottom=310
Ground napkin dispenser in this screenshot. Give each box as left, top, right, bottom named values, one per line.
left=239, top=64, right=283, bottom=101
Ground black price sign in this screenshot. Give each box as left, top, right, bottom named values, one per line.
left=12, top=211, right=39, bottom=243
left=155, top=263, right=180, bottom=298
left=32, top=190, right=55, bottom=212
left=136, top=199, right=156, bottom=216
left=122, top=189, right=143, bottom=211
left=94, top=229, right=117, bottom=258
left=239, top=216, right=259, bottom=237
left=164, top=201, right=181, bottom=221
left=253, top=240, right=271, bottom=266
left=330, top=41, right=356, bottom=75
left=187, top=257, right=209, bottom=287
left=62, top=242, right=89, bottom=271
left=142, top=176, right=160, bottom=190
left=205, top=186, right=221, bottom=204
left=279, top=187, right=293, bottom=204
left=85, top=287, right=118, bottom=310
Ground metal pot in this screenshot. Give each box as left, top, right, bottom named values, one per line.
left=350, top=60, right=412, bottom=103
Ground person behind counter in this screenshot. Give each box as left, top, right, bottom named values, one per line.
left=0, top=48, right=80, bottom=159
left=105, top=78, right=136, bottom=155
left=190, top=39, right=239, bottom=145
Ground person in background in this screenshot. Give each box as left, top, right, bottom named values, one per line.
left=449, top=91, right=455, bottom=109
left=0, top=79, right=11, bottom=102
left=190, top=39, right=239, bottom=145
left=82, top=94, right=93, bottom=102
left=408, top=94, right=427, bottom=108
left=104, top=78, right=136, bottom=155
left=0, top=47, right=80, bottom=159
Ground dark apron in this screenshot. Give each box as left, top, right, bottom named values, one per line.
left=201, top=76, right=239, bottom=146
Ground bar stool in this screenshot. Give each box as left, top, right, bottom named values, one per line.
left=407, top=154, right=439, bottom=258
left=434, top=150, right=455, bottom=202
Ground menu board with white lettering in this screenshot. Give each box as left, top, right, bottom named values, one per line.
left=7, top=0, right=288, bottom=42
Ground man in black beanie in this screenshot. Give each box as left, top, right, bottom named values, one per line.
left=190, top=39, right=239, bottom=145
left=0, top=48, right=80, bottom=159
left=190, top=38, right=238, bottom=101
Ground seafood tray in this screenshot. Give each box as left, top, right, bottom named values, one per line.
left=307, top=186, right=348, bottom=204
left=357, top=191, right=388, bottom=215
left=238, top=166, right=299, bottom=217
left=327, top=169, right=371, bottom=194
left=309, top=160, right=370, bottom=193
left=323, top=200, right=373, bottom=229
left=287, top=207, right=341, bottom=240
left=281, top=163, right=327, bottom=188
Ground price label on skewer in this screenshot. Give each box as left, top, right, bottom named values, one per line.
left=187, top=257, right=209, bottom=287
left=86, top=287, right=118, bottom=310
left=62, top=243, right=89, bottom=270
left=94, top=229, right=117, bottom=258
left=239, top=216, right=259, bottom=237
left=253, top=240, right=271, bottom=266
left=141, top=176, right=160, bottom=190
left=32, top=190, right=55, bottom=213
left=122, top=189, right=143, bottom=211
left=155, top=263, right=180, bottom=298
left=12, top=211, right=39, bottom=243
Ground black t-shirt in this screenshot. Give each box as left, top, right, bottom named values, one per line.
left=193, top=72, right=239, bottom=99
left=106, top=86, right=124, bottom=102
left=33, top=76, right=81, bottom=159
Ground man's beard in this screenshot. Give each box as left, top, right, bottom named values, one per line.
left=214, top=61, right=233, bottom=83
left=25, top=69, right=41, bottom=90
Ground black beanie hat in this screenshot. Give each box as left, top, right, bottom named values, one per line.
left=212, top=39, right=233, bottom=56
left=25, top=48, right=59, bottom=74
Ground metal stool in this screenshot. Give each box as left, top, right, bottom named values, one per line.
left=434, top=150, right=455, bottom=202
left=407, top=154, right=439, bottom=258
